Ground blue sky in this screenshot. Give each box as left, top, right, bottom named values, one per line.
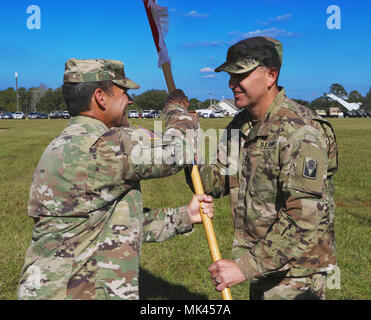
left=1, top=0, right=370, bottom=102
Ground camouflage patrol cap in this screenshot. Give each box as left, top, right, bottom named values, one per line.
left=63, top=58, right=140, bottom=89
left=215, top=37, right=283, bottom=74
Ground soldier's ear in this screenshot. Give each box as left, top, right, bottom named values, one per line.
left=266, top=67, right=279, bottom=89
left=94, top=88, right=107, bottom=110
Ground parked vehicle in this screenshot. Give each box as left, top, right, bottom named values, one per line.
left=196, top=109, right=212, bottom=118
left=329, top=107, right=340, bottom=118
left=211, top=110, right=224, bottom=118
left=141, top=110, right=152, bottom=118
left=315, top=110, right=327, bottom=117
left=343, top=110, right=357, bottom=118
left=29, top=112, right=41, bottom=119
left=1, top=112, right=13, bottom=119
left=50, top=111, right=62, bottom=119
left=149, top=110, right=160, bottom=118
left=39, top=113, right=49, bottom=119
left=202, top=110, right=213, bottom=118
left=128, top=110, right=139, bottom=118
left=61, top=111, right=71, bottom=119
left=356, top=110, right=368, bottom=118
left=13, top=111, right=25, bottom=119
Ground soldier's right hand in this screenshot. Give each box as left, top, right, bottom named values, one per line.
left=165, top=89, right=190, bottom=110
left=187, top=194, right=214, bottom=224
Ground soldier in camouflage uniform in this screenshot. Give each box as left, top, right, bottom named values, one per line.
left=192, top=37, right=338, bottom=299
left=18, top=58, right=214, bottom=300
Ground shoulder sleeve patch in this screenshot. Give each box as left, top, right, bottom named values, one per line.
left=288, top=141, right=327, bottom=196
left=303, top=157, right=318, bottom=179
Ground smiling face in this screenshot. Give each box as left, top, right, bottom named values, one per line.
left=228, top=66, right=272, bottom=110
left=103, top=84, right=134, bottom=128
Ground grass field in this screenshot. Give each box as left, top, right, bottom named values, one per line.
left=0, top=117, right=370, bottom=300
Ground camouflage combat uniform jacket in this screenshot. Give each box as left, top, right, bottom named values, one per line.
left=198, top=88, right=338, bottom=280
left=18, top=102, right=199, bottom=300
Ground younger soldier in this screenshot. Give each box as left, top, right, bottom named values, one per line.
left=18, top=58, right=213, bottom=300
left=192, top=37, right=338, bottom=299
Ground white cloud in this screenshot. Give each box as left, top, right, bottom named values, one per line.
left=233, top=28, right=299, bottom=40
left=275, top=14, right=292, bottom=22
left=260, top=14, right=292, bottom=26
left=200, top=67, right=215, bottom=73
left=184, top=10, right=210, bottom=18
left=202, top=74, right=216, bottom=79
left=170, top=8, right=210, bottom=18
left=182, top=40, right=224, bottom=48
left=182, top=23, right=298, bottom=50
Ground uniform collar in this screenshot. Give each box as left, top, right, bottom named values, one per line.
left=69, top=115, right=109, bottom=131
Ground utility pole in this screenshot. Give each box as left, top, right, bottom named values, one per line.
left=15, top=72, right=19, bottom=111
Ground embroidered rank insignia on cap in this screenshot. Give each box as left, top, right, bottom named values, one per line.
left=303, top=157, right=318, bottom=179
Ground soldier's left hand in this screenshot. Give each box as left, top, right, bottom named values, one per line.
left=208, top=259, right=247, bottom=291
left=187, top=194, right=214, bottom=224
left=164, top=89, right=190, bottom=110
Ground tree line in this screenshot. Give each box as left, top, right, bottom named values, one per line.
left=0, top=83, right=370, bottom=114
left=0, top=83, right=66, bottom=114
left=0, top=85, right=217, bottom=114
left=293, top=84, right=371, bottom=112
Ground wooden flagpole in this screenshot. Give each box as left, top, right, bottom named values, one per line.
left=143, top=0, right=232, bottom=300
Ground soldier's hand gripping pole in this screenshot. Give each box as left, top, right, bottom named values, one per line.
left=190, top=166, right=233, bottom=300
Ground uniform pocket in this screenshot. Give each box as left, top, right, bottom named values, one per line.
left=248, top=147, right=279, bottom=203
left=244, top=191, right=278, bottom=239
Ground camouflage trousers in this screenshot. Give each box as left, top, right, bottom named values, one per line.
left=249, top=272, right=327, bottom=300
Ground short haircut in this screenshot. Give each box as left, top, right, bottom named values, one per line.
left=260, top=65, right=280, bottom=85
left=62, top=81, right=114, bottom=116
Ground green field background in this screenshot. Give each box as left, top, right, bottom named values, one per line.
left=0, top=118, right=370, bottom=300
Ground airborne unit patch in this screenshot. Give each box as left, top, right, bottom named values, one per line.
left=303, top=157, right=318, bottom=179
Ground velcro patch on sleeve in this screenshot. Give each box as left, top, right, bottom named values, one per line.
left=303, top=157, right=318, bottom=179
left=289, top=142, right=326, bottom=196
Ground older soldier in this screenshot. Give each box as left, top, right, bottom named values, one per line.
left=192, top=37, right=338, bottom=299
left=18, top=58, right=213, bottom=300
